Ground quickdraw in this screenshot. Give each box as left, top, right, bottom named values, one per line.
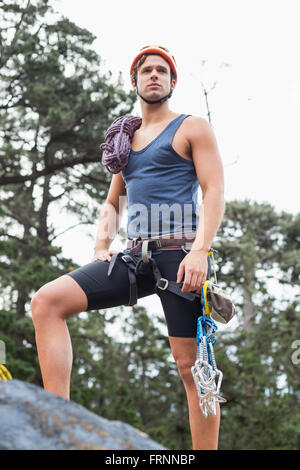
left=191, top=299, right=226, bottom=418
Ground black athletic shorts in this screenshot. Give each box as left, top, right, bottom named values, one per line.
left=66, top=248, right=211, bottom=338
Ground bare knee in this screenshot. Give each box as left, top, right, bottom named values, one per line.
left=31, top=275, right=88, bottom=325
left=31, top=286, right=62, bottom=324
left=176, top=358, right=195, bottom=388
left=169, top=337, right=197, bottom=389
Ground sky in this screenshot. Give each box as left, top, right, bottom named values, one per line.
left=51, top=0, right=300, bottom=215
left=49, top=0, right=299, bottom=336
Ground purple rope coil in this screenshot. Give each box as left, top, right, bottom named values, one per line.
left=100, top=114, right=142, bottom=174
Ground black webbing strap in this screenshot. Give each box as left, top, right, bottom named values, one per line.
left=108, top=252, right=139, bottom=306
left=107, top=252, right=122, bottom=277
left=147, top=256, right=199, bottom=301
left=107, top=251, right=199, bottom=306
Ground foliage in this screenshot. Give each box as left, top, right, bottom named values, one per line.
left=0, top=1, right=299, bottom=450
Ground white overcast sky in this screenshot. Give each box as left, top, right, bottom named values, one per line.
left=48, top=0, right=299, bottom=335
left=52, top=0, right=300, bottom=214
left=52, top=0, right=299, bottom=248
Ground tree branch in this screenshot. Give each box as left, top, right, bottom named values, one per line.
left=0, top=154, right=102, bottom=186
left=0, top=0, right=31, bottom=69
left=50, top=221, right=93, bottom=242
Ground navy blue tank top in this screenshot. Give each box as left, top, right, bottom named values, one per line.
left=121, top=114, right=200, bottom=240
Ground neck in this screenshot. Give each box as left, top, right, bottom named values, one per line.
left=139, top=101, right=176, bottom=127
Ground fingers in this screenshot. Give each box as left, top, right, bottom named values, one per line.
left=181, top=270, right=206, bottom=293
left=100, top=255, right=111, bottom=262
left=177, top=251, right=208, bottom=293
left=92, top=256, right=110, bottom=262
left=177, top=263, right=185, bottom=283
left=91, top=250, right=116, bottom=263
left=91, top=258, right=108, bottom=263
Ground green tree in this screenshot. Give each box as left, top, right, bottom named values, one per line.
left=0, top=0, right=135, bottom=316
left=1, top=1, right=299, bottom=451
left=214, top=200, right=300, bottom=450
left=0, top=0, right=134, bottom=392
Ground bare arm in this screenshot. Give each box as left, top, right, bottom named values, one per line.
left=188, top=117, right=225, bottom=252
left=93, top=173, right=127, bottom=255
left=177, top=117, right=225, bottom=293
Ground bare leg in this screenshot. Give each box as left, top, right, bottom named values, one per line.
left=31, top=275, right=88, bottom=400
left=169, top=336, right=220, bottom=450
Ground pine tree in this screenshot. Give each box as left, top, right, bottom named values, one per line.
left=0, top=0, right=134, bottom=383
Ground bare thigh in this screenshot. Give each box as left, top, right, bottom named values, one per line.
left=32, top=274, right=88, bottom=319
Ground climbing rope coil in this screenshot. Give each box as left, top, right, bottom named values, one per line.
left=0, top=364, right=12, bottom=381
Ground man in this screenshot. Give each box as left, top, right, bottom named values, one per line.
left=31, top=45, right=225, bottom=450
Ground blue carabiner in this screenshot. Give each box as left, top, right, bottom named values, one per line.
left=196, top=315, right=204, bottom=345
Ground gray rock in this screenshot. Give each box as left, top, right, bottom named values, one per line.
left=0, top=379, right=167, bottom=450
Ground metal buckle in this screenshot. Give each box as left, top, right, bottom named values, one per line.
left=131, top=236, right=142, bottom=248
left=142, top=240, right=152, bottom=263
left=157, top=278, right=168, bottom=290
left=121, top=255, right=132, bottom=263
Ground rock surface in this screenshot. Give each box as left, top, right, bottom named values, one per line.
left=0, top=379, right=167, bottom=450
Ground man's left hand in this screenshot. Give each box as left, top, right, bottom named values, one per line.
left=177, top=250, right=208, bottom=295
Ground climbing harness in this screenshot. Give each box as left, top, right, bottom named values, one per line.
left=0, top=364, right=12, bottom=381
left=108, top=237, right=234, bottom=418
left=107, top=236, right=207, bottom=306
left=126, top=234, right=194, bottom=256
left=108, top=249, right=198, bottom=306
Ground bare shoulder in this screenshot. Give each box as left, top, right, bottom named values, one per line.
left=181, top=116, right=217, bottom=151
left=184, top=115, right=212, bottom=136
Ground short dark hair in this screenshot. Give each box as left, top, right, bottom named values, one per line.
left=131, top=53, right=176, bottom=86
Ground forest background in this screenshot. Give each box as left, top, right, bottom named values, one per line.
left=0, top=0, right=299, bottom=450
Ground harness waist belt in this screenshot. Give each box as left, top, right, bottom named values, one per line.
left=127, top=233, right=196, bottom=255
